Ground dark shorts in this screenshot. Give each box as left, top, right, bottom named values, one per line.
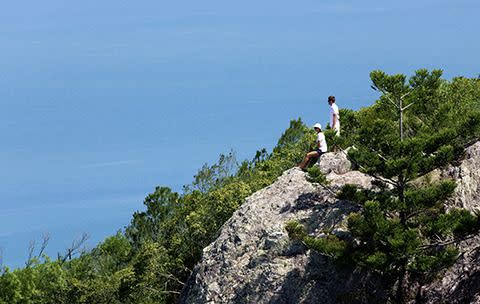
left=315, top=149, right=325, bottom=156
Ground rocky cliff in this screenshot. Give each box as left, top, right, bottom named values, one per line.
left=181, top=143, right=480, bottom=304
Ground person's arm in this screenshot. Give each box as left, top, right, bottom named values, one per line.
left=316, top=134, right=321, bottom=149
left=332, top=113, right=337, bottom=129
left=318, top=134, right=325, bottom=150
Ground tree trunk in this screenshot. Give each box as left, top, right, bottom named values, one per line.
left=396, top=264, right=407, bottom=304
left=397, top=177, right=408, bottom=303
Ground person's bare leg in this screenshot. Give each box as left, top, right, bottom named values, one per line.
left=298, top=155, right=309, bottom=169
left=298, top=151, right=319, bottom=169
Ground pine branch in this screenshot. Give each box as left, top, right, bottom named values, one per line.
left=337, top=145, right=398, bottom=187
left=144, top=286, right=181, bottom=295
left=157, top=272, right=185, bottom=286
left=59, top=233, right=89, bottom=263
left=419, top=234, right=478, bottom=250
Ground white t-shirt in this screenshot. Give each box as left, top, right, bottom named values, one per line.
left=329, top=103, right=340, bottom=132
left=317, top=132, right=328, bottom=152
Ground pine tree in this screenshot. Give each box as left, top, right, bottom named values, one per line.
left=345, top=70, right=480, bottom=302
left=289, top=70, right=480, bottom=302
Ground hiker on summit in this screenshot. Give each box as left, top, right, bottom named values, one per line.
left=328, top=95, right=340, bottom=136
left=298, top=123, right=328, bottom=170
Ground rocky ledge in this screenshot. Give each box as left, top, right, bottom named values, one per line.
left=181, top=144, right=480, bottom=304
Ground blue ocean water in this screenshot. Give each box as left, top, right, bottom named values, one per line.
left=1, top=0, right=479, bottom=268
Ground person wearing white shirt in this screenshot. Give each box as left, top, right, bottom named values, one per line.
left=298, top=123, right=328, bottom=170
left=328, top=95, right=340, bottom=136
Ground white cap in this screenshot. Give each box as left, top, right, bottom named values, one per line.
left=313, top=123, right=322, bottom=130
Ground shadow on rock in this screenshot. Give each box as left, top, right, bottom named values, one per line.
left=267, top=251, right=389, bottom=304
left=282, top=191, right=360, bottom=234
left=273, top=192, right=389, bottom=303
left=280, top=192, right=325, bottom=213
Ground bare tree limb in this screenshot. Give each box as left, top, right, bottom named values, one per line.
left=157, top=272, right=185, bottom=286
left=25, top=239, right=36, bottom=267
left=38, top=233, right=50, bottom=257
left=402, top=102, right=415, bottom=111
left=59, top=232, right=89, bottom=263
left=377, top=88, right=401, bottom=109
left=338, top=146, right=398, bottom=187
left=144, top=286, right=181, bottom=295
left=401, top=91, right=412, bottom=100
left=24, top=233, right=52, bottom=268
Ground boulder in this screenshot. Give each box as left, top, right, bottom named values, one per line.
left=318, top=151, right=352, bottom=175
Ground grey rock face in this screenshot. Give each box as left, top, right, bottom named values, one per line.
left=419, top=142, right=480, bottom=304
left=181, top=147, right=480, bottom=304
left=443, top=141, right=480, bottom=212
left=422, top=235, right=480, bottom=304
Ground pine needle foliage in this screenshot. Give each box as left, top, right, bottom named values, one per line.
left=306, top=166, right=328, bottom=185
left=285, top=221, right=347, bottom=258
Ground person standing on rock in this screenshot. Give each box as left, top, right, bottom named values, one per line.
left=298, top=123, right=328, bottom=170
left=328, top=95, right=340, bottom=136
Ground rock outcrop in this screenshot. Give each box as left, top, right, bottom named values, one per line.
left=181, top=145, right=480, bottom=304
left=444, top=142, right=480, bottom=213
left=420, top=142, right=480, bottom=304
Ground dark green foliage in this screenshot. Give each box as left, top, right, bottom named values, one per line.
left=306, top=166, right=328, bottom=185
left=126, top=187, right=181, bottom=249
left=336, top=184, right=371, bottom=204
left=426, top=209, right=480, bottom=236
left=304, top=235, right=347, bottom=259
left=324, top=108, right=361, bottom=151
left=275, top=118, right=310, bottom=152
left=347, top=72, right=480, bottom=303
left=285, top=220, right=307, bottom=240
left=285, top=221, right=347, bottom=258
